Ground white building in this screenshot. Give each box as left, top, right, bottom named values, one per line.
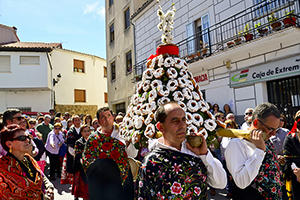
left=0, top=24, right=107, bottom=116
left=131, top=0, right=300, bottom=127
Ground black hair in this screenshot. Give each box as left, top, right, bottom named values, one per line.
left=252, top=102, right=280, bottom=122
left=155, top=101, right=178, bottom=123
left=96, top=107, right=113, bottom=120
left=3, top=109, right=21, bottom=126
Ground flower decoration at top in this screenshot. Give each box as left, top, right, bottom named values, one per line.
left=157, top=0, right=176, bottom=44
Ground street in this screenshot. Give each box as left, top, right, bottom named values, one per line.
left=46, top=166, right=231, bottom=200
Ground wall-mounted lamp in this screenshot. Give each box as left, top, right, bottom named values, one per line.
left=225, top=60, right=231, bottom=69
left=53, top=73, right=62, bottom=86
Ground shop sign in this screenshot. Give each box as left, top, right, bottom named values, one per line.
left=230, top=55, right=300, bottom=87
left=193, top=70, right=209, bottom=86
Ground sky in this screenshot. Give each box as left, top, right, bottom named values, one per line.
left=0, top=0, right=106, bottom=59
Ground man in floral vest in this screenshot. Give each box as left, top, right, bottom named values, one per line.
left=137, top=102, right=227, bottom=199
left=83, top=107, right=138, bottom=200
left=225, top=102, right=284, bottom=200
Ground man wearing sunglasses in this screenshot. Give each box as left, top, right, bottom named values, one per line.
left=225, top=102, right=283, bottom=200
left=241, top=108, right=253, bottom=130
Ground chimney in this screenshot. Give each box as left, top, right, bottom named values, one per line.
left=12, top=26, right=17, bottom=32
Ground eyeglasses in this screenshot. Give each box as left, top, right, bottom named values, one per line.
left=54, top=127, right=61, bottom=130
left=245, top=112, right=252, bottom=115
left=12, top=116, right=24, bottom=121
left=11, top=135, right=32, bottom=141
left=280, top=119, right=285, bottom=122
left=29, top=122, right=35, bottom=125
left=257, top=119, right=278, bottom=133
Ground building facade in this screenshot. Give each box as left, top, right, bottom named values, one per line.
left=131, top=0, right=300, bottom=127
left=0, top=24, right=107, bottom=116
left=105, top=0, right=148, bottom=114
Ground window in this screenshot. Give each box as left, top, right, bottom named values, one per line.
left=74, top=89, right=86, bottom=102
left=111, top=61, right=116, bottom=81
left=20, top=56, right=40, bottom=64
left=254, top=0, right=289, bottom=17
left=109, top=0, right=113, bottom=6
left=104, top=92, right=108, bottom=103
left=124, top=8, right=130, bottom=29
left=74, top=59, right=84, bottom=73
left=126, top=51, right=132, bottom=73
left=110, top=24, right=114, bottom=43
left=104, top=66, right=107, bottom=77
left=0, top=55, right=11, bottom=72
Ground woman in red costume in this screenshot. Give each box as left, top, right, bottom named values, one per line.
left=0, top=124, right=53, bottom=199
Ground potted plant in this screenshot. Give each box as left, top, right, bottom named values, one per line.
left=268, top=12, right=281, bottom=31
left=255, top=22, right=268, bottom=36
left=199, top=41, right=208, bottom=56
left=234, top=31, right=243, bottom=45
left=227, top=41, right=234, bottom=48
left=243, top=23, right=253, bottom=42
left=283, top=10, right=297, bottom=27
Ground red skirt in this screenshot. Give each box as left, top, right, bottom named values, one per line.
left=60, top=155, right=73, bottom=185
left=71, top=171, right=89, bottom=199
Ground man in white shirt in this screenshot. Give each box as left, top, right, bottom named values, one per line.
left=241, top=108, right=253, bottom=130
left=137, top=102, right=227, bottom=199
left=225, top=102, right=283, bottom=200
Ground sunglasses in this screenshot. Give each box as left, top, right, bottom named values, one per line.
left=257, top=119, right=278, bottom=133
left=54, top=127, right=61, bottom=130
left=245, top=112, right=252, bottom=115
left=11, top=135, right=32, bottom=141
left=29, top=122, right=35, bottom=125
left=280, top=119, right=285, bottom=122
left=12, top=116, right=24, bottom=121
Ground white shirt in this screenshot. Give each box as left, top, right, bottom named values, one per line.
left=241, top=122, right=250, bottom=130
left=225, top=138, right=265, bottom=189
left=148, top=138, right=227, bottom=189
left=61, top=120, right=67, bottom=129
left=45, top=130, right=64, bottom=154
left=98, top=125, right=138, bottom=158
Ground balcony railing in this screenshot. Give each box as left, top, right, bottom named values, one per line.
left=135, top=0, right=300, bottom=79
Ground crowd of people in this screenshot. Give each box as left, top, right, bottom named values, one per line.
left=0, top=102, right=300, bottom=200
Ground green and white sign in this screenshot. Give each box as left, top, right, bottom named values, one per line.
left=230, top=55, right=300, bottom=87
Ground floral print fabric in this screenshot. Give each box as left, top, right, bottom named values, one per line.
left=251, top=141, right=283, bottom=199
left=137, top=148, right=207, bottom=200
left=82, top=131, right=130, bottom=184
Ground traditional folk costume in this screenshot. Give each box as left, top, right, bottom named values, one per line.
left=83, top=123, right=137, bottom=200
left=137, top=139, right=227, bottom=199
left=61, top=126, right=81, bottom=185
left=0, top=153, right=44, bottom=200
left=283, top=119, right=300, bottom=199
left=72, top=137, right=89, bottom=199
left=225, top=138, right=284, bottom=200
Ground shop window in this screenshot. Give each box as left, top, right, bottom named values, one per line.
left=116, top=102, right=126, bottom=114
left=104, top=66, right=107, bottom=77
left=111, top=61, right=116, bottom=81
left=104, top=92, right=108, bottom=103
left=74, top=59, right=85, bottom=73
left=126, top=51, right=132, bottom=73
left=0, top=55, right=11, bottom=72
left=74, top=89, right=86, bottom=102
left=124, top=8, right=130, bottom=29
left=110, top=24, right=114, bottom=43
left=20, top=56, right=40, bottom=65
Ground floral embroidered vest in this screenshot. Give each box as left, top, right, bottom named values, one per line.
left=250, top=141, right=283, bottom=200
left=138, top=148, right=207, bottom=200
left=83, top=131, right=130, bottom=184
